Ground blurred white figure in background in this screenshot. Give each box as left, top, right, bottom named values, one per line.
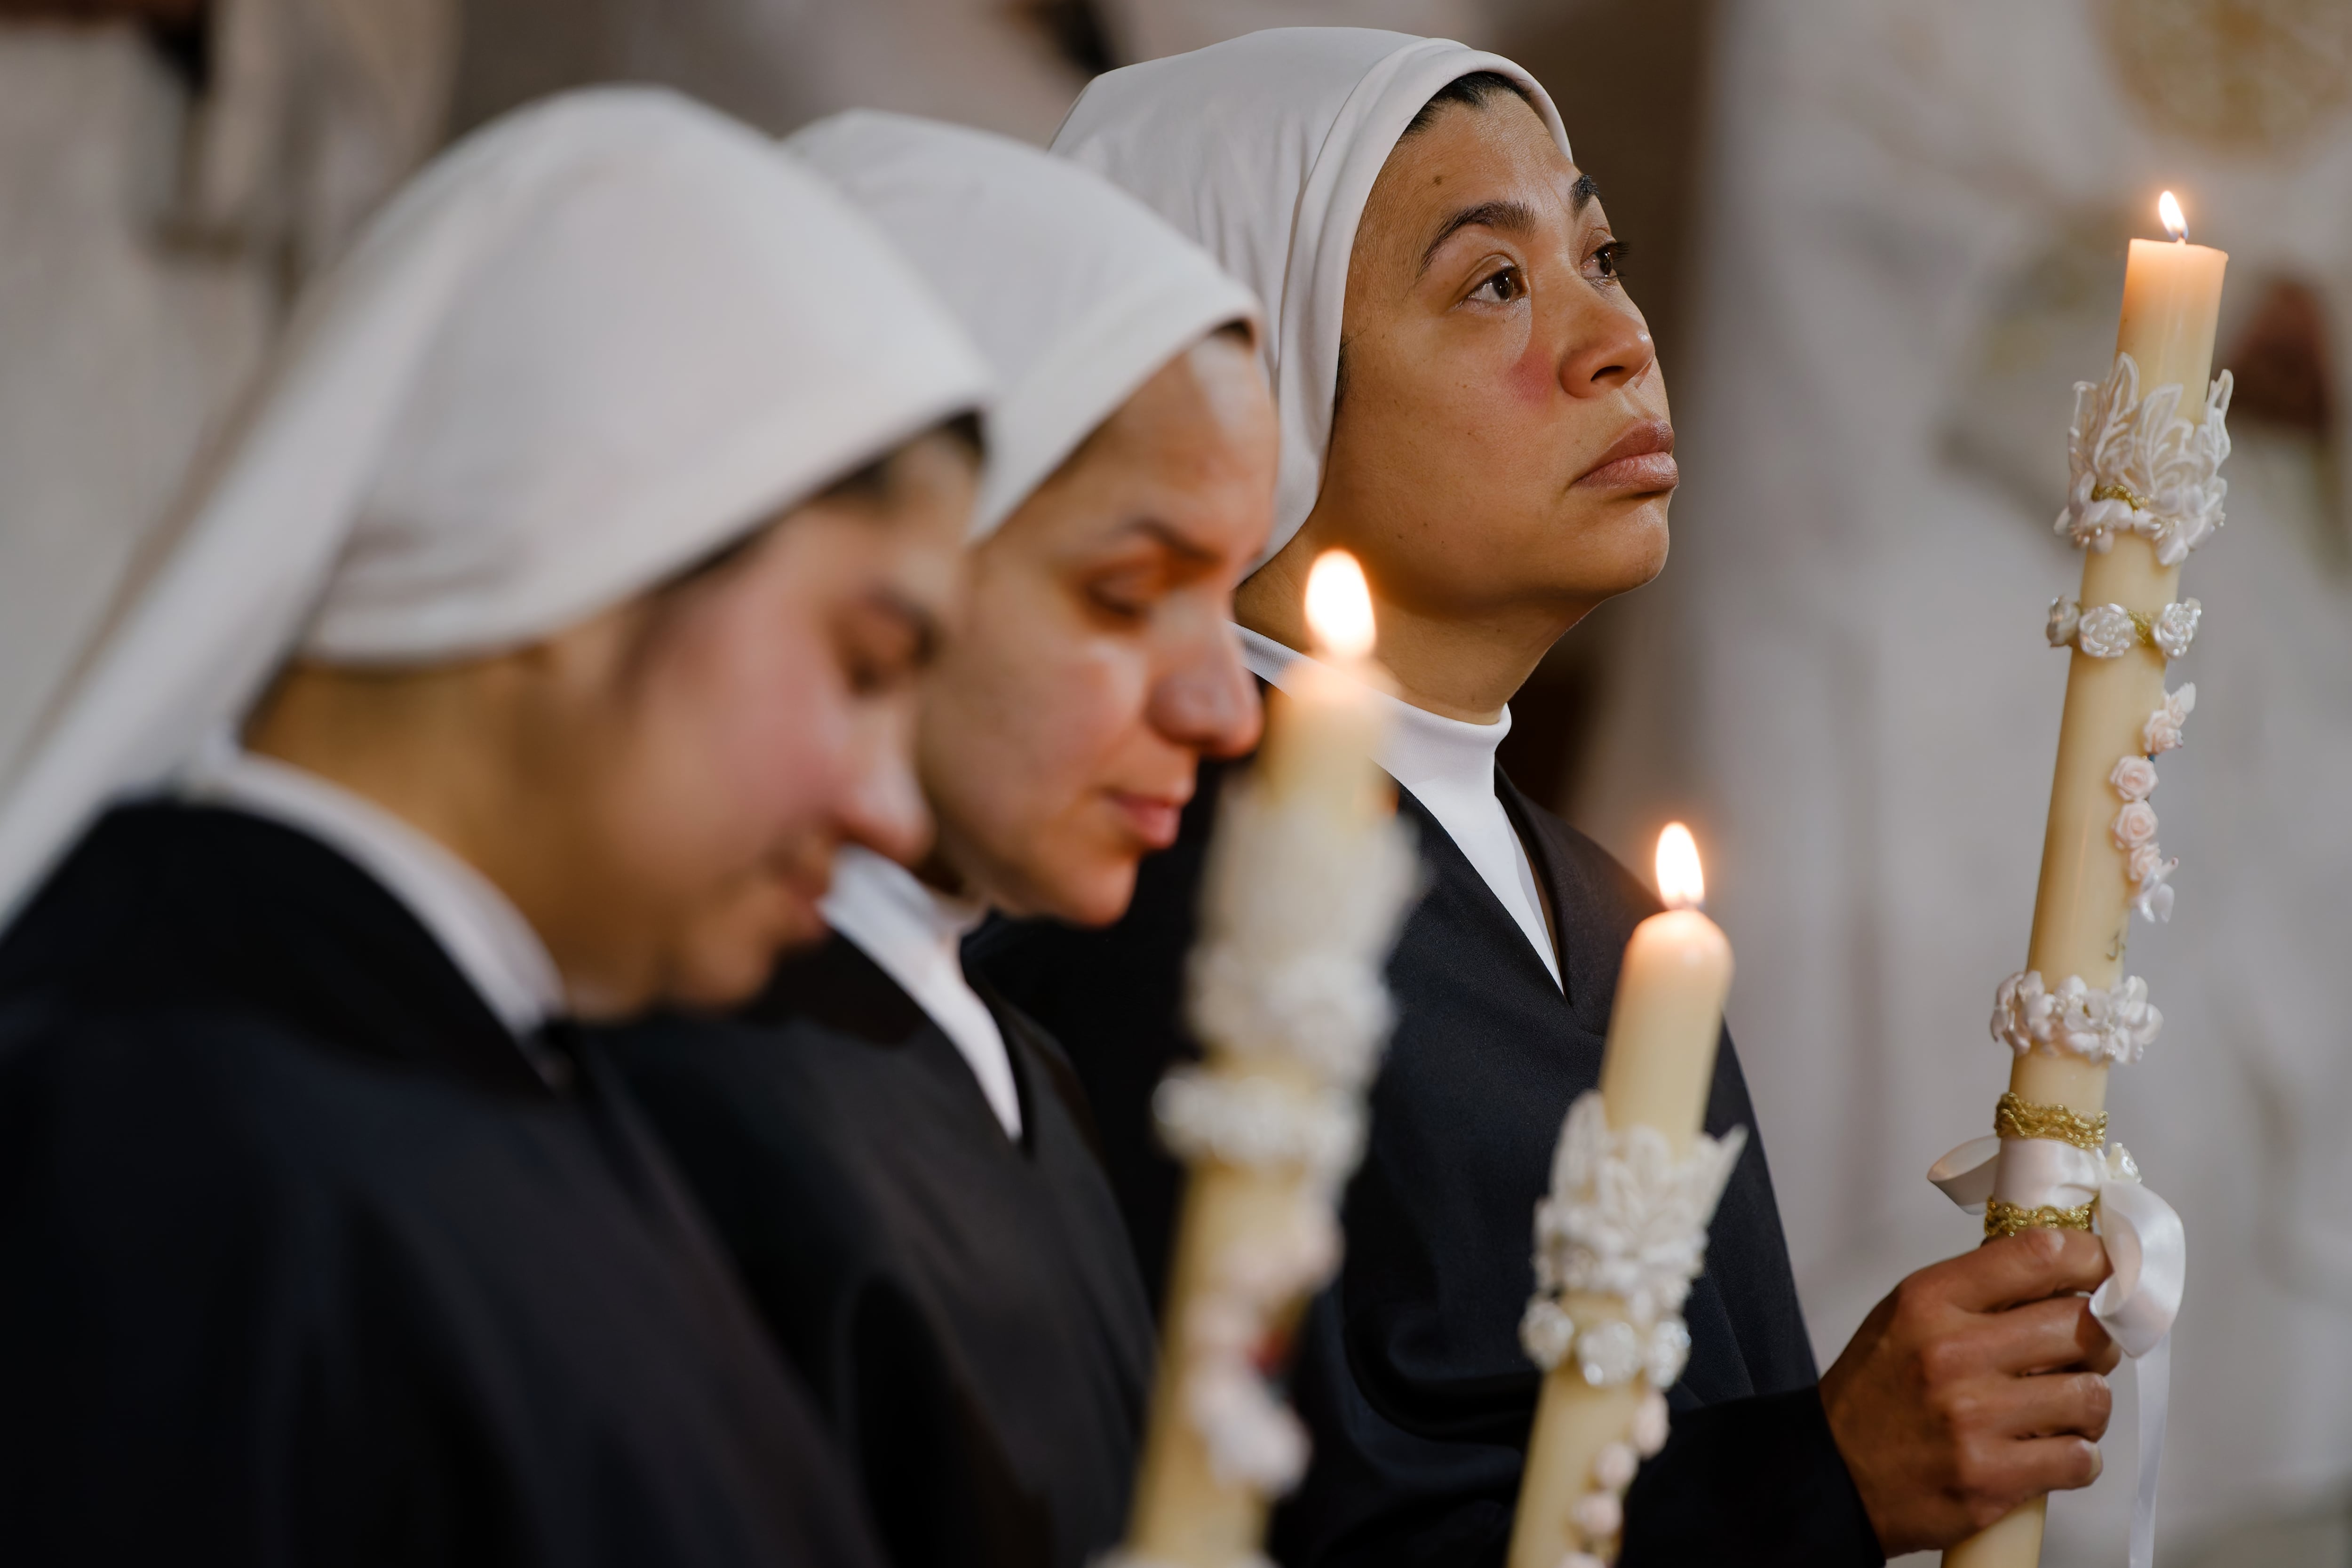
left=453, top=0, right=1096, bottom=144
left=453, top=0, right=1503, bottom=149
left=1092, top=0, right=1490, bottom=63
left=1573, top=0, right=2352, bottom=1556
left=0, top=0, right=453, bottom=773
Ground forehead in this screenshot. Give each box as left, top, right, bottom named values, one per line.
left=1354, top=97, right=1583, bottom=269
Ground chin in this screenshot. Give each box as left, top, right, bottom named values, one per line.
left=665, top=946, right=777, bottom=1012
left=1562, top=499, right=1670, bottom=595
left=667, top=899, right=825, bottom=1012
left=1004, top=852, right=1139, bottom=930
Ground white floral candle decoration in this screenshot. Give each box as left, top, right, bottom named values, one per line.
left=1118, top=550, right=1420, bottom=1568
left=1508, top=825, right=1748, bottom=1568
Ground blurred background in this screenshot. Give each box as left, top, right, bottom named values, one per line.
left=3, top=0, right=2347, bottom=1560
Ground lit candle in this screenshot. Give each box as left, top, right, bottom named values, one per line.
left=2022, top=194, right=2226, bottom=1126
left=2116, top=192, right=2227, bottom=398
left=1947, top=192, right=2227, bottom=1568
left=1510, top=826, right=1737, bottom=1568
left=1257, top=550, right=1393, bottom=817
left=1600, top=825, right=1733, bottom=1154
left=1124, top=549, right=1417, bottom=1568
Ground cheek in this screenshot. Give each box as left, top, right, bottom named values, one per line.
left=1504, top=326, right=1556, bottom=410
left=928, top=618, right=1148, bottom=840
left=633, top=609, right=848, bottom=876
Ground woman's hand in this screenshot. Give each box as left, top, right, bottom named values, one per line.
left=1819, top=1226, right=2121, bottom=1556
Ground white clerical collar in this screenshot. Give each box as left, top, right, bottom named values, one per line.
left=821, top=844, right=1023, bottom=1140
left=178, top=733, right=569, bottom=1051
left=1238, top=626, right=1562, bottom=988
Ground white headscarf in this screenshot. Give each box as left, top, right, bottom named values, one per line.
left=787, top=110, right=1263, bottom=542
left=1050, top=28, right=1568, bottom=566
left=0, top=87, right=991, bottom=925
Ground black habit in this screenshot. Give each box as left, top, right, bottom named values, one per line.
left=603, top=931, right=1155, bottom=1568
left=0, top=803, right=884, bottom=1568
left=972, top=758, right=1887, bottom=1568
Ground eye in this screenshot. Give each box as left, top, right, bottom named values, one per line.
left=1467, top=264, right=1526, bottom=305
left=1588, top=239, right=1631, bottom=285
left=836, top=601, right=925, bottom=696
left=1085, top=572, right=1154, bottom=623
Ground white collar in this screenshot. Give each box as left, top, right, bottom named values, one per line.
left=1238, top=626, right=1562, bottom=988
left=820, top=844, right=1023, bottom=1140
left=178, top=734, right=569, bottom=1048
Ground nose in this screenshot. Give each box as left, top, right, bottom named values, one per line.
left=1147, top=625, right=1264, bottom=760
left=836, top=713, right=933, bottom=868
left=1557, top=289, right=1657, bottom=399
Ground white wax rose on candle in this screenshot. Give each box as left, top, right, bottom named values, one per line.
left=1599, top=824, right=1734, bottom=1154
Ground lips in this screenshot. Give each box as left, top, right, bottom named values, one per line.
left=1575, top=419, right=1678, bottom=492
left=1109, top=791, right=1186, bottom=851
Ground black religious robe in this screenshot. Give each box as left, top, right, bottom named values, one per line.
left=0, top=802, right=884, bottom=1568
left=972, top=758, right=1886, bottom=1568
left=603, top=932, right=1156, bottom=1568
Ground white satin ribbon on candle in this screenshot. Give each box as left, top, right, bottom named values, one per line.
left=1927, top=1136, right=2185, bottom=1568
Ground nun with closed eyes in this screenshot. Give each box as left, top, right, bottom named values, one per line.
left=0, top=88, right=992, bottom=1567
left=596, top=111, right=1274, bottom=1568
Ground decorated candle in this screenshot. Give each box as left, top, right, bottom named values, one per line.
left=1119, top=550, right=1419, bottom=1568
left=2016, top=194, right=2226, bottom=1120
left=1509, top=826, right=1745, bottom=1568
left=1942, top=193, right=2223, bottom=1568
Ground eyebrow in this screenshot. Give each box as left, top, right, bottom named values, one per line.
left=1418, top=199, right=1539, bottom=277
left=1108, top=516, right=1221, bottom=566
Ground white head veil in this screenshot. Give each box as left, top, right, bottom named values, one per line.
left=0, top=87, right=991, bottom=925
left=787, top=111, right=1262, bottom=542
left=1050, top=28, right=1569, bottom=567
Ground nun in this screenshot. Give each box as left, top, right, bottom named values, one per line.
left=0, top=89, right=991, bottom=1565
left=975, top=28, right=2122, bottom=1566
left=598, top=112, right=1272, bottom=1568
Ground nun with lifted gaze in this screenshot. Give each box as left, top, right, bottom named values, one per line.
left=977, top=28, right=2125, bottom=1567
left=598, top=111, right=1275, bottom=1568
left=0, top=89, right=990, bottom=1567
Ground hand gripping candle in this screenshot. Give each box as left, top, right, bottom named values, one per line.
left=1932, top=192, right=2217, bottom=1568
left=1115, top=552, right=1420, bottom=1568
left=1508, top=825, right=1748, bottom=1568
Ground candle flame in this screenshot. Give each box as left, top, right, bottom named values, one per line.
left=2158, top=190, right=2187, bottom=243
left=1304, top=550, right=1376, bottom=660
left=1656, top=822, right=1705, bottom=909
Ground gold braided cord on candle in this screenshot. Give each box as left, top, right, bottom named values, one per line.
left=1984, top=1198, right=2098, bottom=1241
left=2090, top=479, right=2155, bottom=512
left=1994, top=1091, right=2108, bottom=1151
